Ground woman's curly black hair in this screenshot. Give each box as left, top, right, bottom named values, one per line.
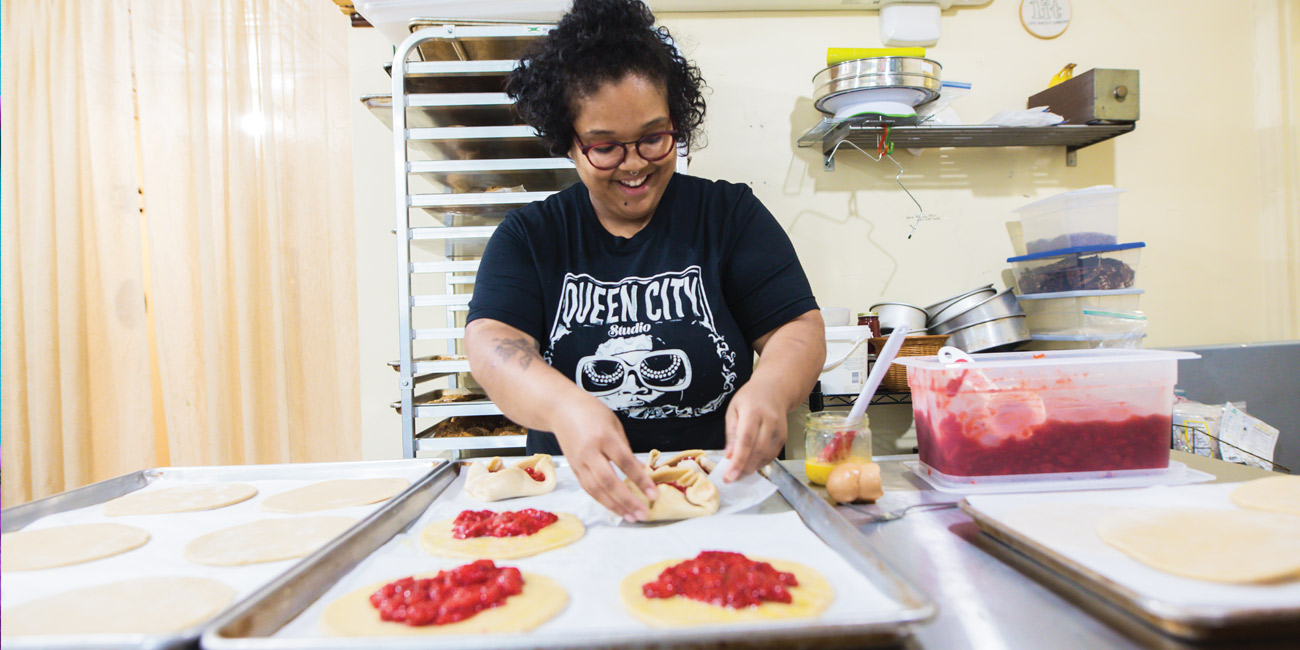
left=506, top=0, right=708, bottom=157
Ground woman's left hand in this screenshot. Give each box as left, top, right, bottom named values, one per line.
left=722, top=309, right=827, bottom=483
left=723, top=379, right=789, bottom=483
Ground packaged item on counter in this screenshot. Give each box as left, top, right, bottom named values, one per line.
left=1170, top=399, right=1247, bottom=459
left=1217, top=404, right=1280, bottom=471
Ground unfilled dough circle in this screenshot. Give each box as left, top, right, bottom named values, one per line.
left=419, top=512, right=584, bottom=559
left=1229, top=475, right=1300, bottom=516
left=1097, top=508, right=1300, bottom=583
left=620, top=557, right=834, bottom=626
left=2, top=523, right=149, bottom=571
left=185, top=516, right=358, bottom=566
left=260, top=478, right=410, bottom=513
left=322, top=572, right=567, bottom=636
left=0, top=576, right=236, bottom=636
left=103, top=482, right=258, bottom=516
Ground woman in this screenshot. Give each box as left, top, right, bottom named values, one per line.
left=465, top=0, right=825, bottom=521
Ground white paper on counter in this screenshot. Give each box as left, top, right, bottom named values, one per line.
left=965, top=483, right=1300, bottom=611
left=0, top=462, right=438, bottom=613
left=430, top=453, right=777, bottom=527
left=274, top=510, right=904, bottom=640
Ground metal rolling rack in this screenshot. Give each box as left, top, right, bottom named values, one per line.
left=383, top=22, right=575, bottom=458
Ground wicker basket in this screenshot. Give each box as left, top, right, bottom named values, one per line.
left=869, top=334, right=950, bottom=392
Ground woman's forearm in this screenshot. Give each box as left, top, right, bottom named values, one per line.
left=464, top=318, right=589, bottom=433
left=748, top=309, right=827, bottom=412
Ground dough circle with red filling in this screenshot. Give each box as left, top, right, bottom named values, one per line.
left=322, top=572, right=566, bottom=636
left=419, top=512, right=585, bottom=559
left=619, top=556, right=833, bottom=626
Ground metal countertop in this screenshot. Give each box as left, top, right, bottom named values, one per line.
left=786, top=452, right=1281, bottom=650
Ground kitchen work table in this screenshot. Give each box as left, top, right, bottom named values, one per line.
left=785, top=451, right=1288, bottom=650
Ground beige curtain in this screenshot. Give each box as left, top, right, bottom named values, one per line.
left=2, top=0, right=360, bottom=506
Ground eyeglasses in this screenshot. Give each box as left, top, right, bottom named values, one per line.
left=575, top=130, right=679, bottom=170
left=574, top=349, right=692, bottom=395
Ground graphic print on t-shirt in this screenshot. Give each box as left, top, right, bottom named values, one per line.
left=546, top=266, right=738, bottom=419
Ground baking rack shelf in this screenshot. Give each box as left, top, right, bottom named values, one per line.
left=809, top=391, right=912, bottom=411
left=798, top=119, right=1137, bottom=169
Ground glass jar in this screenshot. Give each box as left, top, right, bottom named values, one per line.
left=803, top=411, right=872, bottom=486
left=856, top=311, right=881, bottom=337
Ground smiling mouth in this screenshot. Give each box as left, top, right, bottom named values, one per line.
left=617, top=174, right=650, bottom=189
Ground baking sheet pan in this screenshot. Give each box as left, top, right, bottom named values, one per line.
left=406, top=20, right=551, bottom=63
left=961, top=484, right=1300, bottom=642
left=361, top=94, right=519, bottom=129
left=383, top=61, right=514, bottom=94
left=1, top=460, right=445, bottom=650
left=203, top=456, right=932, bottom=649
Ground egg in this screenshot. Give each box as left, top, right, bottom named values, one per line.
left=825, top=461, right=884, bottom=504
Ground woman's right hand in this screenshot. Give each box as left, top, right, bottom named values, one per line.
left=549, top=392, right=658, bottom=522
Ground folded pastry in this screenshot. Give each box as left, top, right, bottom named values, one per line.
left=648, top=448, right=717, bottom=474
left=463, top=454, right=557, bottom=502
left=629, top=463, right=720, bottom=521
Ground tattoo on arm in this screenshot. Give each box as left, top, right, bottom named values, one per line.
left=493, top=337, right=541, bottom=370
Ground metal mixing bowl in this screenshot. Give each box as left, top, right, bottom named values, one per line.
left=869, top=302, right=928, bottom=333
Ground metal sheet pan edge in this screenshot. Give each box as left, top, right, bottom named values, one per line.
left=2, top=459, right=446, bottom=650
left=959, top=500, right=1300, bottom=642
left=200, top=460, right=933, bottom=649
left=201, top=461, right=459, bottom=648
left=767, top=462, right=935, bottom=645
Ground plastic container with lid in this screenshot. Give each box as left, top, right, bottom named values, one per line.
left=1018, top=288, right=1144, bottom=335
left=896, top=348, right=1198, bottom=479
left=1020, top=333, right=1148, bottom=351
left=820, top=326, right=875, bottom=395
left=1007, top=242, right=1144, bottom=294
left=803, top=411, right=871, bottom=485
left=1015, top=185, right=1124, bottom=255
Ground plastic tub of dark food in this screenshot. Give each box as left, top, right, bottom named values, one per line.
left=1015, top=186, right=1124, bottom=255
left=1007, top=243, right=1144, bottom=294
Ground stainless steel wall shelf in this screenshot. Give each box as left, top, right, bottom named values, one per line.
left=798, top=119, right=1136, bottom=169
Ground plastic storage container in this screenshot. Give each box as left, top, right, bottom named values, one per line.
left=896, top=348, right=1198, bottom=479
left=1020, top=333, right=1148, bottom=351
left=1007, top=242, right=1144, bottom=294
left=1014, top=185, right=1125, bottom=254
left=1018, top=288, right=1143, bottom=335
left=820, top=325, right=874, bottom=394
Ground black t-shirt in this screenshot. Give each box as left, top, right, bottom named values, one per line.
left=466, top=173, right=818, bottom=454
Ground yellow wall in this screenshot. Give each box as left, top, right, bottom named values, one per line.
left=350, top=1, right=1300, bottom=459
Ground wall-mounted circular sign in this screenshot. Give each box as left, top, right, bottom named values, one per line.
left=1021, top=0, right=1072, bottom=39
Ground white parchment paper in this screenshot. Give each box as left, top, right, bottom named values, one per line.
left=966, top=482, right=1300, bottom=610
left=276, top=511, right=902, bottom=639
left=1, top=461, right=439, bottom=612
left=418, top=453, right=776, bottom=527
left=273, top=457, right=902, bottom=641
